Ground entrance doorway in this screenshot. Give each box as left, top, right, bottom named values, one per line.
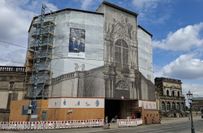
left=105, top=99, right=137, bottom=122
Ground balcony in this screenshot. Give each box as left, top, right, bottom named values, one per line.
left=159, top=95, right=185, bottom=100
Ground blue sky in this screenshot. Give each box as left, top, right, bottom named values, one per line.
left=0, top=0, right=203, bottom=96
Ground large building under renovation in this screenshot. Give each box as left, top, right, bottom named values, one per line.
left=10, top=1, right=159, bottom=124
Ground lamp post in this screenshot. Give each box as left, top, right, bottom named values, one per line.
left=187, top=91, right=195, bottom=133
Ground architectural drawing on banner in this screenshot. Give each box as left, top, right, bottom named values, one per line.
left=68, top=28, right=85, bottom=58
left=48, top=98, right=104, bottom=108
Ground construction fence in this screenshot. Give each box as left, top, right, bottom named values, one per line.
left=0, top=119, right=104, bottom=130
left=0, top=119, right=143, bottom=130
left=117, top=119, right=143, bottom=127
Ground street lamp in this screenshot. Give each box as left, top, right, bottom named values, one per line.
left=186, top=91, right=195, bottom=133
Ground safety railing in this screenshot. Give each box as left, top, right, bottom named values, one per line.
left=117, top=119, right=142, bottom=127
left=0, top=66, right=25, bottom=72
left=0, top=119, right=104, bottom=130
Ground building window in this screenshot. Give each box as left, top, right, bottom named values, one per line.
left=162, top=102, right=165, bottom=111
left=172, top=102, right=176, bottom=110
left=172, top=91, right=175, bottom=97
left=177, top=91, right=180, bottom=97
left=166, top=90, right=169, bottom=96
left=22, top=105, right=28, bottom=115
left=167, top=102, right=170, bottom=111
left=115, top=39, right=128, bottom=68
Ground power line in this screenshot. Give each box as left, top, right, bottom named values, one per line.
left=0, top=57, right=25, bottom=64
left=0, top=40, right=27, bottom=49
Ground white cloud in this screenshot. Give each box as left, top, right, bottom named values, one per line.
left=45, top=2, right=58, bottom=11
left=182, top=83, right=203, bottom=97
left=81, top=0, right=94, bottom=9
left=153, top=23, right=203, bottom=51
left=132, top=0, right=171, bottom=25
left=132, top=0, right=161, bottom=10
left=74, top=0, right=94, bottom=10
left=0, top=0, right=58, bottom=66
left=74, top=0, right=102, bottom=10
left=156, top=54, right=203, bottom=79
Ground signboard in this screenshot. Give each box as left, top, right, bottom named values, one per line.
left=31, top=115, right=38, bottom=119
left=138, top=100, right=157, bottom=110
left=48, top=98, right=104, bottom=108
left=68, top=28, right=85, bottom=58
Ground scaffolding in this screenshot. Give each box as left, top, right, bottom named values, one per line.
left=26, top=4, right=55, bottom=99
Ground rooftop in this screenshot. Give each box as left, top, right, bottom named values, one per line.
left=193, top=97, right=203, bottom=101
left=155, top=77, right=182, bottom=84
left=138, top=25, right=153, bottom=37
left=101, top=1, right=138, bottom=17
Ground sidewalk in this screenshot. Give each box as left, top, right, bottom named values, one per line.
left=161, top=115, right=201, bottom=124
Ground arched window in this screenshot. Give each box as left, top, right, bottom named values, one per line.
left=166, top=90, right=169, bottom=96
left=172, top=102, right=176, bottom=110
left=177, top=103, right=180, bottom=110
left=172, top=91, right=175, bottom=97
left=177, top=91, right=180, bottom=97
left=115, top=39, right=128, bottom=67
left=162, top=102, right=166, bottom=111
left=167, top=102, right=170, bottom=111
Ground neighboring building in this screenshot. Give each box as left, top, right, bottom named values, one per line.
left=0, top=66, right=25, bottom=121
left=10, top=1, right=159, bottom=124
left=138, top=25, right=153, bottom=83
left=155, top=77, right=186, bottom=117
left=192, top=97, right=203, bottom=111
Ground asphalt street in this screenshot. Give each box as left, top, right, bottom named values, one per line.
left=1, top=117, right=203, bottom=133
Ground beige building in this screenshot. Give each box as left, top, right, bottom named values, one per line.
left=0, top=66, right=25, bottom=121
left=155, top=77, right=186, bottom=117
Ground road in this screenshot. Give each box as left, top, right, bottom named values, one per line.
left=1, top=117, right=203, bottom=133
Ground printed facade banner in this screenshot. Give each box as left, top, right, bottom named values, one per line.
left=68, top=28, right=85, bottom=58
left=48, top=98, right=104, bottom=108
left=138, top=100, right=157, bottom=110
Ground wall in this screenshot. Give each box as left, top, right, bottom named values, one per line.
left=51, top=67, right=105, bottom=97
left=9, top=100, right=29, bottom=121
left=97, top=2, right=139, bottom=100
left=83, top=67, right=105, bottom=97
left=138, top=100, right=159, bottom=124
left=51, top=72, right=79, bottom=97
left=47, top=108, right=104, bottom=120
left=97, top=3, right=138, bottom=68
left=0, top=67, right=25, bottom=121
left=138, top=27, right=153, bottom=82
left=47, top=98, right=104, bottom=120
left=9, top=98, right=104, bottom=121
left=142, top=109, right=160, bottom=124
left=49, top=11, right=104, bottom=78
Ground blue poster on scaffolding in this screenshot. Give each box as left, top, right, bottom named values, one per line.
left=68, top=28, right=85, bottom=58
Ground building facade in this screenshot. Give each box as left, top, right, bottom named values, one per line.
left=10, top=1, right=159, bottom=123
left=155, top=77, right=186, bottom=117
left=0, top=66, right=25, bottom=121
left=192, top=97, right=203, bottom=111
left=138, top=25, right=153, bottom=83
